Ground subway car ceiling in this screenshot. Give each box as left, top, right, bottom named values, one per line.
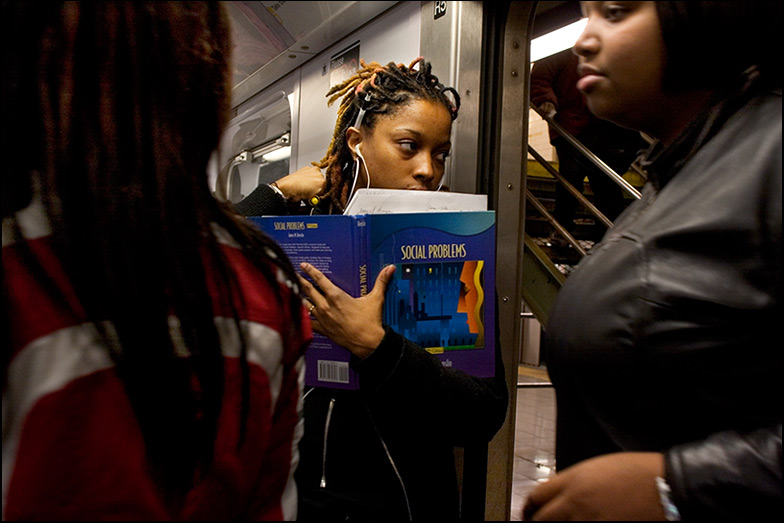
left=227, top=1, right=398, bottom=108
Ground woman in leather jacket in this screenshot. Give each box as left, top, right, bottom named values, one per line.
left=523, top=2, right=781, bottom=520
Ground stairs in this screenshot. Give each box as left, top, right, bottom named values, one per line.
left=522, top=160, right=645, bottom=324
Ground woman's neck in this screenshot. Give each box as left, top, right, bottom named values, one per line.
left=649, top=88, right=717, bottom=146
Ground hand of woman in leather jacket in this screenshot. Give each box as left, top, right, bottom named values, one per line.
left=522, top=452, right=668, bottom=521
left=298, top=262, right=396, bottom=359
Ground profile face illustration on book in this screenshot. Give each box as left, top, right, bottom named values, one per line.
left=385, top=260, right=485, bottom=353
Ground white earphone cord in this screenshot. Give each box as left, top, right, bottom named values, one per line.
left=348, top=144, right=370, bottom=203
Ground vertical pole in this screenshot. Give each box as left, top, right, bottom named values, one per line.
left=486, top=2, right=537, bottom=520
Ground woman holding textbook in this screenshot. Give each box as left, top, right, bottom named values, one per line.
left=234, top=58, right=508, bottom=521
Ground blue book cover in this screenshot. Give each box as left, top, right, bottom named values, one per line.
left=250, top=211, right=496, bottom=389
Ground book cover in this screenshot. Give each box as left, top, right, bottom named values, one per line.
left=250, top=211, right=496, bottom=389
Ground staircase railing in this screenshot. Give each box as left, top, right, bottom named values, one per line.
left=521, top=105, right=647, bottom=323
left=532, top=105, right=644, bottom=200
left=526, top=186, right=587, bottom=256
left=526, top=105, right=644, bottom=259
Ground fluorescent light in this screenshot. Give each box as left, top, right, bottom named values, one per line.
left=262, top=145, right=291, bottom=163
left=530, top=18, right=587, bottom=62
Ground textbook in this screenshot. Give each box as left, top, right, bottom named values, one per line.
left=249, top=209, right=496, bottom=389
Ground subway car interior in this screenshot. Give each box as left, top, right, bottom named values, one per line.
left=6, top=1, right=781, bottom=520
left=3, top=0, right=781, bottom=521
left=215, top=1, right=646, bottom=520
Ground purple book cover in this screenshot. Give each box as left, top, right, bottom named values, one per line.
left=250, top=211, right=496, bottom=389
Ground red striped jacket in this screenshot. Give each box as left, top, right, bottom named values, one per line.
left=2, top=201, right=311, bottom=520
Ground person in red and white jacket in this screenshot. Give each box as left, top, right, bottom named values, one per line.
left=2, top=2, right=311, bottom=520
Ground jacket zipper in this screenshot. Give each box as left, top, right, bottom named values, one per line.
left=320, top=396, right=336, bottom=488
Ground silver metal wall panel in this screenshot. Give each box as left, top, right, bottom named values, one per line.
left=419, top=1, right=483, bottom=194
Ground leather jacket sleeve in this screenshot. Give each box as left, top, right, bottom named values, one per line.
left=665, top=423, right=782, bottom=520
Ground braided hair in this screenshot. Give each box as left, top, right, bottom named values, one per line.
left=314, top=57, right=461, bottom=213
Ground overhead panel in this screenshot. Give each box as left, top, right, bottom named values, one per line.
left=226, top=1, right=398, bottom=109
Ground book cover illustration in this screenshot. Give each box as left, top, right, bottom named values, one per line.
left=385, top=260, right=486, bottom=355
left=366, top=212, right=495, bottom=380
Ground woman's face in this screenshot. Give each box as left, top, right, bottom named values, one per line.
left=575, top=1, right=716, bottom=144
left=574, top=2, right=668, bottom=135
left=347, top=99, right=453, bottom=191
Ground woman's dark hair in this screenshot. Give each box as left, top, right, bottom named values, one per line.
left=656, top=2, right=782, bottom=93
left=315, top=57, right=461, bottom=213
left=1, top=1, right=303, bottom=500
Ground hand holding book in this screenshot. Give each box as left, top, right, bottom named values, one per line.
left=299, top=262, right=396, bottom=360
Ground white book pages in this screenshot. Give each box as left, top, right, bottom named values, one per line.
left=343, top=188, right=487, bottom=215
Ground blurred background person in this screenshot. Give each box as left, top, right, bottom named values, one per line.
left=2, top=2, right=311, bottom=520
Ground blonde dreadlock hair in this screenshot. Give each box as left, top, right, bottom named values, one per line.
left=314, top=57, right=460, bottom=213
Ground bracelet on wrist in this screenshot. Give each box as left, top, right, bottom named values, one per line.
left=655, top=476, right=681, bottom=521
left=268, top=182, right=288, bottom=202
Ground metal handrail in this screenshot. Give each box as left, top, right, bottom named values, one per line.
left=526, top=189, right=587, bottom=257
left=528, top=145, right=612, bottom=228
left=532, top=105, right=642, bottom=200
left=222, top=133, right=291, bottom=202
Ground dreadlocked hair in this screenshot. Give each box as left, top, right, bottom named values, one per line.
left=314, top=57, right=461, bottom=213
left=2, top=1, right=306, bottom=502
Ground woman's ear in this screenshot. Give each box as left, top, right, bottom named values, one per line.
left=346, top=126, right=362, bottom=159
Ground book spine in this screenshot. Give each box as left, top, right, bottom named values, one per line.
left=356, top=214, right=369, bottom=298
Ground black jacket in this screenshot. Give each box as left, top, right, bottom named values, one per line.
left=295, top=327, right=507, bottom=521
left=544, top=71, right=781, bottom=520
